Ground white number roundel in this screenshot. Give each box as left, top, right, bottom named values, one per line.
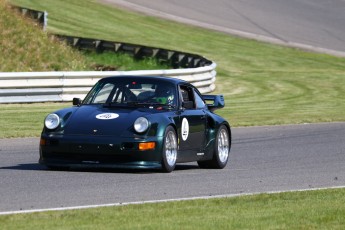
left=181, top=118, right=189, bottom=141
left=96, top=113, right=119, bottom=120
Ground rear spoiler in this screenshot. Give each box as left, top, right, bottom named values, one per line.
left=202, top=95, right=225, bottom=112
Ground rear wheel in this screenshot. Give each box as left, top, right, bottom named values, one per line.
left=198, top=125, right=230, bottom=169
left=161, top=126, right=177, bottom=172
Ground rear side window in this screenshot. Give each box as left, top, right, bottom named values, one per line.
left=194, top=90, right=206, bottom=109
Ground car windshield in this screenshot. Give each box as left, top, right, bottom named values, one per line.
left=82, top=78, right=177, bottom=108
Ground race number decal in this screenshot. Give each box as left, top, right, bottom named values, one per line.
left=96, top=113, right=119, bottom=120
left=181, top=118, right=189, bottom=141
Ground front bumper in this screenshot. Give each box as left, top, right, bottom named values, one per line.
left=39, top=134, right=164, bottom=169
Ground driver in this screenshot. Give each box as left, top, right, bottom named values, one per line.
left=154, top=84, right=175, bottom=105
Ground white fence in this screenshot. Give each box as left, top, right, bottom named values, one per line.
left=0, top=63, right=216, bottom=103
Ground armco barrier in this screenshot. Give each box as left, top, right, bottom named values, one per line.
left=0, top=6, right=217, bottom=103
left=57, top=35, right=212, bottom=69
left=0, top=64, right=216, bottom=103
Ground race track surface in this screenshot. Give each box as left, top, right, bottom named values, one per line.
left=101, top=0, right=345, bottom=56
left=1, top=123, right=345, bottom=213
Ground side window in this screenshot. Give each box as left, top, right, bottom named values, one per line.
left=194, top=90, right=206, bottom=109
left=179, top=85, right=195, bottom=109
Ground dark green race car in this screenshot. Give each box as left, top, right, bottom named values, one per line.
left=40, top=76, right=231, bottom=172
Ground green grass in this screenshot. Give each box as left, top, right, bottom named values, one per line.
left=0, top=103, right=70, bottom=138
left=82, top=50, right=170, bottom=71
left=0, top=0, right=168, bottom=72
left=1, top=188, right=345, bottom=229
left=0, top=0, right=87, bottom=71
left=2, top=0, right=343, bottom=138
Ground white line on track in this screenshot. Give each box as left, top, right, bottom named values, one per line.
left=1, top=185, right=345, bottom=216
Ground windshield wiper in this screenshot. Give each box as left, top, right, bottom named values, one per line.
left=103, top=101, right=149, bottom=108
left=103, top=102, right=128, bottom=108
left=149, top=103, right=176, bottom=109
left=127, top=101, right=176, bottom=110
left=104, top=101, right=176, bottom=109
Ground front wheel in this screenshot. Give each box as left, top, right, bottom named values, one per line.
left=198, top=125, right=231, bottom=169
left=161, top=126, right=178, bottom=173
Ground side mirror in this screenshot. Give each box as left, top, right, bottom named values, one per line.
left=73, top=98, right=82, bottom=106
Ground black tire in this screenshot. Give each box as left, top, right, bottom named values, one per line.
left=161, top=126, right=178, bottom=173
left=198, top=125, right=231, bottom=169
left=197, top=160, right=210, bottom=169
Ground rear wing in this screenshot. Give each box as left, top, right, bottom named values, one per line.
left=202, top=95, right=225, bottom=112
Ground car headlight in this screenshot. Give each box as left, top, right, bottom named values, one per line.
left=134, top=117, right=149, bottom=133
left=45, top=113, right=60, bottom=130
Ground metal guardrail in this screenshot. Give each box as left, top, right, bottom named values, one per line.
left=0, top=66, right=216, bottom=103
left=0, top=6, right=217, bottom=104
left=57, top=35, right=212, bottom=69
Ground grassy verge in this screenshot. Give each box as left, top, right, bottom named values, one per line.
left=0, top=0, right=169, bottom=72
left=0, top=0, right=87, bottom=71
left=1, top=188, right=345, bottom=229
left=2, top=0, right=343, bottom=138
left=82, top=50, right=170, bottom=71
left=0, top=103, right=70, bottom=138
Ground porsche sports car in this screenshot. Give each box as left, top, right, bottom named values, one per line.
left=39, top=76, right=231, bottom=172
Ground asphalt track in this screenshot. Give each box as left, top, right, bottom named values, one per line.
left=1, top=123, right=345, bottom=213
left=101, top=0, right=345, bottom=57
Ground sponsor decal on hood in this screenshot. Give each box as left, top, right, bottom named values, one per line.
left=95, top=113, right=119, bottom=120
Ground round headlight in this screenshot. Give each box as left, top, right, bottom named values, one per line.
left=45, top=113, right=60, bottom=130
left=134, top=117, right=149, bottom=133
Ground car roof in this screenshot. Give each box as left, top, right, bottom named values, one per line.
left=101, top=75, right=191, bottom=86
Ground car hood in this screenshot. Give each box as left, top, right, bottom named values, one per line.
left=62, top=105, right=150, bottom=136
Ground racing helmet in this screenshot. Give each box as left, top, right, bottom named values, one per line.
left=154, top=84, right=175, bottom=105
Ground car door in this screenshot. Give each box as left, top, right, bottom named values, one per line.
left=177, top=85, right=206, bottom=161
